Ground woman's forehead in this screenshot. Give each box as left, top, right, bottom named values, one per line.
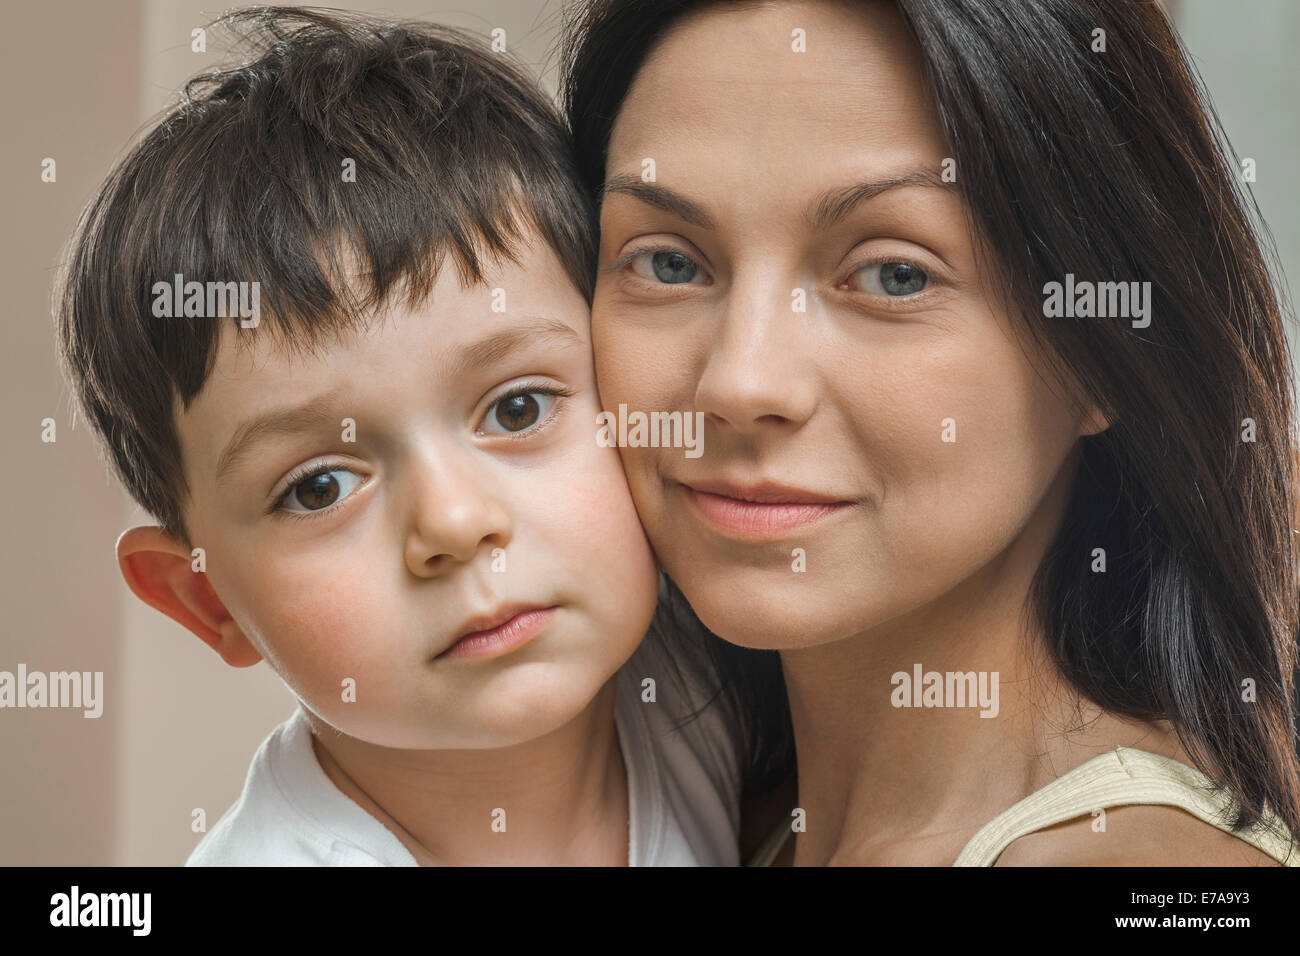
left=606, top=0, right=944, bottom=178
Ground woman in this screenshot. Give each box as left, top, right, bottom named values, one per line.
left=563, top=0, right=1300, bottom=864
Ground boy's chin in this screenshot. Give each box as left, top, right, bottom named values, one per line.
left=304, top=645, right=630, bottom=750
left=459, top=668, right=622, bottom=750
left=340, top=674, right=620, bottom=751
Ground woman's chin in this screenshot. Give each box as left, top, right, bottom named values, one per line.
left=681, top=581, right=867, bottom=652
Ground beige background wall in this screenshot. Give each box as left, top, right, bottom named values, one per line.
left=2, top=0, right=1297, bottom=865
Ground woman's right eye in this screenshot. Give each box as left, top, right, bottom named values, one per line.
left=627, top=249, right=709, bottom=285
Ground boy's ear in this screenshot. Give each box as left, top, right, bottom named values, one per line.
left=115, top=527, right=262, bottom=668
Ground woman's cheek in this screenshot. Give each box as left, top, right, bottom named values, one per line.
left=899, top=389, right=1058, bottom=581
left=593, top=306, right=692, bottom=408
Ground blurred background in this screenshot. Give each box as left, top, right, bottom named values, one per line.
left=2, top=0, right=1297, bottom=865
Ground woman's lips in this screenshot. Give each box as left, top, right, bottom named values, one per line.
left=678, top=482, right=853, bottom=539
left=436, top=606, right=557, bottom=661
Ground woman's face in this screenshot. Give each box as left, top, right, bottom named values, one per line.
left=591, top=0, right=1106, bottom=650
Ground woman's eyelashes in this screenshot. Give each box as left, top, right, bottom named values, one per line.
left=477, top=383, right=575, bottom=438
left=612, top=246, right=711, bottom=289
left=628, top=249, right=710, bottom=286
left=843, top=259, right=931, bottom=296
left=611, top=244, right=940, bottom=304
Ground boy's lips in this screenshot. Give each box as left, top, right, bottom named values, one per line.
left=435, top=604, right=559, bottom=661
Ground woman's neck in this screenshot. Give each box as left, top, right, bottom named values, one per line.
left=778, top=452, right=1126, bottom=865
left=307, top=679, right=629, bottom=865
left=780, top=576, right=1051, bottom=864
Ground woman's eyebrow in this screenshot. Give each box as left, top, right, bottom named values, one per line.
left=600, top=166, right=954, bottom=234
left=806, top=168, right=955, bottom=232
left=600, top=173, right=715, bottom=229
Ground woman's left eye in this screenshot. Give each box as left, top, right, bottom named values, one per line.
left=479, top=389, right=561, bottom=436
left=846, top=261, right=930, bottom=296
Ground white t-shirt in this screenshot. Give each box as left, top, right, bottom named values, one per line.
left=186, top=629, right=742, bottom=866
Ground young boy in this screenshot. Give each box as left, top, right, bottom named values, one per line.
left=54, top=8, right=743, bottom=865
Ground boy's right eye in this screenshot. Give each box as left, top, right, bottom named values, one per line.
left=276, top=466, right=364, bottom=514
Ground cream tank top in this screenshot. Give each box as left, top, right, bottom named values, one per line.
left=746, top=746, right=1299, bottom=866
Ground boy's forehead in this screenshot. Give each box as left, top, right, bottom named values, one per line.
left=211, top=235, right=589, bottom=373
left=177, top=243, right=592, bottom=484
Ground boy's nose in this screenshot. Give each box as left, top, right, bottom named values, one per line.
left=403, top=459, right=512, bottom=578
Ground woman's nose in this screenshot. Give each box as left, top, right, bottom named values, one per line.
left=694, top=274, right=819, bottom=436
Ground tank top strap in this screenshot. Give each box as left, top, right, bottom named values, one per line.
left=952, top=746, right=1298, bottom=866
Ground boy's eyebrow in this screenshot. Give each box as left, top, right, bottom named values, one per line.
left=599, top=166, right=955, bottom=233
left=216, top=392, right=343, bottom=484
left=442, top=318, right=585, bottom=380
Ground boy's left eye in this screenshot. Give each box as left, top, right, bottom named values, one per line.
left=479, top=388, right=562, bottom=436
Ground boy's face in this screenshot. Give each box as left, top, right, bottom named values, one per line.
left=168, top=237, right=660, bottom=749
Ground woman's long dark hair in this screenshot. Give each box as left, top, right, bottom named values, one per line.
left=563, top=0, right=1300, bottom=841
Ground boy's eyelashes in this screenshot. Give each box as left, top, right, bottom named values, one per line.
left=475, top=381, right=576, bottom=439
left=272, top=462, right=367, bottom=518
left=264, top=382, right=579, bottom=519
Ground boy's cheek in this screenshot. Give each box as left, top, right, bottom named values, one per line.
left=535, top=443, right=659, bottom=615
left=545, top=440, right=652, bottom=550
left=239, top=565, right=405, bottom=708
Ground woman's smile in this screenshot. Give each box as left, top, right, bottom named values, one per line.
left=675, top=478, right=856, bottom=540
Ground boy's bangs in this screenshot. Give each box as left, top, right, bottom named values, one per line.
left=55, top=7, right=596, bottom=538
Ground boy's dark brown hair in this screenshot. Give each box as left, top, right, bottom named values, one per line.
left=55, top=5, right=596, bottom=542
